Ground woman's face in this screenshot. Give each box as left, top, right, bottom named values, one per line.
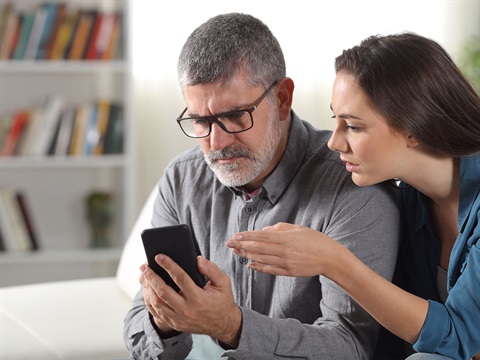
left=328, top=72, right=410, bottom=186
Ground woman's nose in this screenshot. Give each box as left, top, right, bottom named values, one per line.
left=327, top=127, right=348, bottom=153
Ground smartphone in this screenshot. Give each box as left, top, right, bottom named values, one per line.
left=141, top=224, right=205, bottom=292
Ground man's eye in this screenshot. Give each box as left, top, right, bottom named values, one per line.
left=221, top=111, right=244, bottom=121
left=193, top=118, right=209, bottom=127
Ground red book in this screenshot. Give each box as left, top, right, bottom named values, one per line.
left=1, top=110, right=29, bottom=156
left=84, top=13, right=102, bottom=60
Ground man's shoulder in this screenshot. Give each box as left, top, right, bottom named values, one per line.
left=167, top=146, right=206, bottom=168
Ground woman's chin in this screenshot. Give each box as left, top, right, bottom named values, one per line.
left=351, top=174, right=379, bottom=187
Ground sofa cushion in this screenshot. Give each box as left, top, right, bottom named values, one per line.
left=0, top=278, right=131, bottom=359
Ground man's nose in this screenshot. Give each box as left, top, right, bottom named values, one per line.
left=209, top=122, right=235, bottom=150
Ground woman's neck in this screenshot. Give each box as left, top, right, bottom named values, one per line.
left=400, top=154, right=460, bottom=206
left=400, top=153, right=460, bottom=270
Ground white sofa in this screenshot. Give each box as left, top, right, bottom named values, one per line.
left=0, top=187, right=223, bottom=359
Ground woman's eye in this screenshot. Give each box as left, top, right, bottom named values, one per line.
left=346, top=124, right=361, bottom=132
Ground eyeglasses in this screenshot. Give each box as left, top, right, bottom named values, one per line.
left=176, top=80, right=278, bottom=138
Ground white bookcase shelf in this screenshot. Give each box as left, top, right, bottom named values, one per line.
left=0, top=0, right=134, bottom=287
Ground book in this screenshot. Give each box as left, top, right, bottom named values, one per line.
left=0, top=187, right=17, bottom=251
left=16, top=191, right=39, bottom=250
left=84, top=102, right=99, bottom=155
left=103, top=103, right=123, bottom=154
left=0, top=187, right=32, bottom=251
left=1, top=110, right=29, bottom=156
left=102, top=12, right=121, bottom=60
left=30, top=95, right=65, bottom=156
left=35, top=2, right=58, bottom=60
left=0, top=9, right=19, bottom=59
left=12, top=11, right=35, bottom=60
left=16, top=108, right=41, bottom=156
left=49, top=10, right=78, bottom=60
left=53, top=106, right=75, bottom=156
left=69, top=102, right=91, bottom=156
left=84, top=12, right=102, bottom=60
left=0, top=114, right=14, bottom=152
left=93, top=99, right=111, bottom=155
left=23, top=5, right=48, bottom=60
left=0, top=2, right=12, bottom=39
left=92, top=12, right=115, bottom=59
left=68, top=10, right=96, bottom=60
left=43, top=2, right=66, bottom=60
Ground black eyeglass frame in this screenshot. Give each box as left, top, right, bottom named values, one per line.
left=176, top=80, right=279, bottom=138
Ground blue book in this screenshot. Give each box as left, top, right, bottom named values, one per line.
left=35, top=3, right=58, bottom=59
left=12, top=12, right=35, bottom=59
left=84, top=102, right=99, bottom=156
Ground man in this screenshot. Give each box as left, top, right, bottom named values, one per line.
left=124, top=13, right=400, bottom=359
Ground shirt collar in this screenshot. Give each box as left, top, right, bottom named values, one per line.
left=259, top=110, right=309, bottom=204
left=458, top=154, right=480, bottom=232
left=227, top=110, right=309, bottom=205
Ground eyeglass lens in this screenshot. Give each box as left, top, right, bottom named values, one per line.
left=181, top=110, right=252, bottom=137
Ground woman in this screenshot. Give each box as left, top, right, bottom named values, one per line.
left=226, top=33, right=480, bottom=360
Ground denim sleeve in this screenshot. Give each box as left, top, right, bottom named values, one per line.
left=414, top=242, right=480, bottom=360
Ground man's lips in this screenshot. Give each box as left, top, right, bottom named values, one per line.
left=215, top=156, right=241, bottom=163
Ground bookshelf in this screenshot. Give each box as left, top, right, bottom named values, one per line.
left=0, top=0, right=134, bottom=287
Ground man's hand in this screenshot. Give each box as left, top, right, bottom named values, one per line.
left=139, top=255, right=242, bottom=347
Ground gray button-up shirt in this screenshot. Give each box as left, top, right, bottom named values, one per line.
left=124, top=112, right=401, bottom=360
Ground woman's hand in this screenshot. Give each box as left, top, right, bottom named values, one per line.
left=226, top=222, right=345, bottom=277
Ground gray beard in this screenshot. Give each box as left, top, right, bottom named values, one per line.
left=204, top=111, right=282, bottom=188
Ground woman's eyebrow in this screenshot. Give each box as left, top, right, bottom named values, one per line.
left=330, top=103, right=362, bottom=120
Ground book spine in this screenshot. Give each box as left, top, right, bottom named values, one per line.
left=23, top=5, right=47, bottom=60
left=35, top=2, right=58, bottom=60
left=16, top=191, right=39, bottom=250
left=12, top=12, right=35, bottom=60
left=30, top=94, right=65, bottom=156
left=0, top=187, right=32, bottom=251
left=1, top=110, right=29, bottom=156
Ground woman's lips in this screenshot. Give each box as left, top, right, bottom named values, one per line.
left=345, top=162, right=359, bottom=172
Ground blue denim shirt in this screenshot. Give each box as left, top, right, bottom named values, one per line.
left=400, top=155, right=480, bottom=359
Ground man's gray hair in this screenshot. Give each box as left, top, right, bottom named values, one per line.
left=177, top=13, right=286, bottom=90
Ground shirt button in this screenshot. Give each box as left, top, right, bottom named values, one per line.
left=246, top=207, right=253, bottom=213
left=239, top=257, right=248, bottom=265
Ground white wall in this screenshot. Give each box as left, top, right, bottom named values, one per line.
left=131, top=0, right=480, bottom=213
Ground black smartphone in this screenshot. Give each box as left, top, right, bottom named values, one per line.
left=141, top=224, right=205, bottom=292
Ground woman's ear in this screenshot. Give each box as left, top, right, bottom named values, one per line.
left=406, top=134, right=420, bottom=148
left=275, top=77, right=294, bottom=121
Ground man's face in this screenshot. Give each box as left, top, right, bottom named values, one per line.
left=182, top=75, right=283, bottom=190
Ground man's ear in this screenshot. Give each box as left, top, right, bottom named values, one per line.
left=275, top=77, right=294, bottom=121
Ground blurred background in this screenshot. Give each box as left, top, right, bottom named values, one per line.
left=0, top=0, right=479, bottom=286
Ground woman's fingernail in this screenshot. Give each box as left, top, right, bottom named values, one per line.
left=226, top=240, right=235, bottom=248
left=235, top=235, right=243, bottom=240
left=140, top=264, right=146, bottom=272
